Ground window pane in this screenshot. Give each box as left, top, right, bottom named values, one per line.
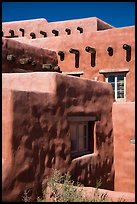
left=110, top=82, right=115, bottom=91
left=78, top=124, right=84, bottom=151
left=70, top=122, right=89, bottom=155
left=70, top=124, right=77, bottom=152
left=117, top=84, right=124, bottom=90
left=108, top=75, right=115, bottom=82
left=108, top=75, right=115, bottom=93
left=117, top=90, right=124, bottom=98
left=117, top=75, right=124, bottom=98
left=117, top=75, right=124, bottom=81
left=84, top=125, right=88, bottom=149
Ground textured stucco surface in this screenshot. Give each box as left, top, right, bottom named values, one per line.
left=2, top=72, right=114, bottom=201
left=2, top=17, right=135, bottom=201
left=11, top=26, right=135, bottom=102
left=45, top=185, right=135, bottom=202
left=112, top=102, right=135, bottom=193
left=79, top=186, right=135, bottom=202
left=2, top=38, right=58, bottom=73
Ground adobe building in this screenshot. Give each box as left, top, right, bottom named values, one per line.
left=2, top=17, right=135, bottom=201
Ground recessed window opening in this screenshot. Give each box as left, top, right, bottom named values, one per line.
left=68, top=116, right=95, bottom=159
left=105, top=73, right=126, bottom=101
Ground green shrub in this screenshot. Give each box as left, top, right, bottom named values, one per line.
left=89, top=178, right=109, bottom=202
left=22, top=188, right=31, bottom=202
left=22, top=168, right=125, bottom=202
left=43, top=168, right=85, bottom=202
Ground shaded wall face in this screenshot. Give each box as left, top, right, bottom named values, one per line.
left=2, top=38, right=58, bottom=73
left=13, top=26, right=135, bottom=102
left=112, top=102, right=135, bottom=193
left=2, top=73, right=114, bottom=201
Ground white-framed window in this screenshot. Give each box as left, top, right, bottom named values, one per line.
left=105, top=73, right=126, bottom=101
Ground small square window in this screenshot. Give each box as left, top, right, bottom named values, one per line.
left=69, top=120, right=94, bottom=159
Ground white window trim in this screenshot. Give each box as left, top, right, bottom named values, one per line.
left=105, top=73, right=126, bottom=101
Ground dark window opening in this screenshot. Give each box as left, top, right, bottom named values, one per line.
left=70, top=121, right=95, bottom=159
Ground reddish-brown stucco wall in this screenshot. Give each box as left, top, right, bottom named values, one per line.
left=2, top=17, right=135, bottom=201
left=12, top=26, right=135, bottom=102
left=112, top=102, right=135, bottom=193
left=2, top=72, right=114, bottom=201
left=2, top=38, right=58, bottom=73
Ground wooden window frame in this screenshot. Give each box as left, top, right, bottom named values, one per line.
left=68, top=116, right=96, bottom=159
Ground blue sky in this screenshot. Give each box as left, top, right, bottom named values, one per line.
left=2, top=2, right=135, bottom=28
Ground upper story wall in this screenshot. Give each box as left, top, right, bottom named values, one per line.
left=2, top=17, right=135, bottom=102
left=12, top=26, right=135, bottom=102
left=2, top=17, right=114, bottom=39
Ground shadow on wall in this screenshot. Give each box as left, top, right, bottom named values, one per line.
left=69, top=154, right=114, bottom=191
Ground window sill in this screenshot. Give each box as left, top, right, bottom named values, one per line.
left=71, top=151, right=96, bottom=161
left=114, top=98, right=126, bottom=102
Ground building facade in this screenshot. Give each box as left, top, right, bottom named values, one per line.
left=2, top=17, right=135, bottom=201
left=2, top=17, right=135, bottom=102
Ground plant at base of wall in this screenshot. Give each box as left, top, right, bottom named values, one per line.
left=22, top=169, right=126, bottom=202
left=42, top=168, right=85, bottom=202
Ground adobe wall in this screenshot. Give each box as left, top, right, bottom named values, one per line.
left=45, top=185, right=135, bottom=202
left=12, top=26, right=135, bottom=102
left=112, top=102, right=135, bottom=193
left=2, top=72, right=114, bottom=201
left=2, top=18, right=48, bottom=38
left=2, top=17, right=113, bottom=38
left=78, top=186, right=135, bottom=202
left=2, top=38, right=58, bottom=73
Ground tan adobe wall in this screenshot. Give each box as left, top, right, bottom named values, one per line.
left=112, top=102, right=135, bottom=193
left=79, top=186, right=135, bottom=202
left=2, top=18, right=48, bottom=38
left=2, top=72, right=114, bottom=201
left=45, top=185, right=135, bottom=202
left=2, top=17, right=114, bottom=38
